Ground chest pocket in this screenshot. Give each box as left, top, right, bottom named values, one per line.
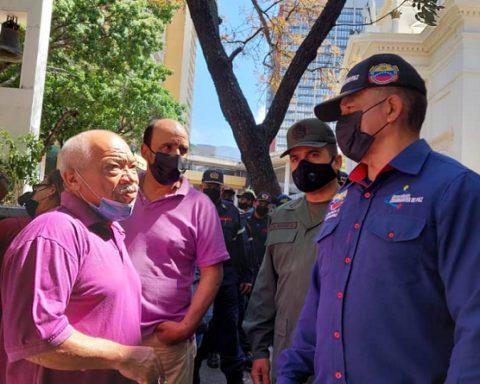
left=266, top=229, right=298, bottom=277
left=266, top=229, right=297, bottom=247
left=220, top=217, right=236, bottom=244
left=314, top=220, right=340, bottom=277
left=363, top=215, right=426, bottom=285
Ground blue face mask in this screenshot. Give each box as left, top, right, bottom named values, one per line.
left=76, top=171, right=135, bottom=222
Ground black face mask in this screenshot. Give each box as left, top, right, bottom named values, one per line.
left=292, top=159, right=338, bottom=193
left=22, top=191, right=54, bottom=218
left=147, top=147, right=187, bottom=186
left=24, top=196, right=39, bottom=218
left=336, top=98, right=389, bottom=163
left=255, top=205, right=269, bottom=217
left=204, top=188, right=221, bottom=204
left=238, top=202, right=250, bottom=210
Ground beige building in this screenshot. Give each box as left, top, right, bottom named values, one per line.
left=343, top=0, right=480, bottom=173
left=154, top=5, right=197, bottom=131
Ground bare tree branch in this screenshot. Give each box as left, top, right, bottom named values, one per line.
left=263, top=0, right=347, bottom=142
left=226, top=26, right=263, bottom=47
left=42, top=110, right=79, bottom=155
left=229, top=47, right=243, bottom=62
left=251, top=0, right=275, bottom=50
left=263, top=0, right=283, bottom=15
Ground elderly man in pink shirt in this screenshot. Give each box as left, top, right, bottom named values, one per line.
left=122, top=119, right=229, bottom=383
left=0, top=130, right=163, bottom=384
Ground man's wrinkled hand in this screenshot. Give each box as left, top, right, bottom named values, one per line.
left=155, top=321, right=192, bottom=345
left=117, top=345, right=164, bottom=384
left=240, top=282, right=252, bottom=295
left=251, top=358, right=270, bottom=384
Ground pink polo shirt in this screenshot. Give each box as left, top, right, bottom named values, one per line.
left=122, top=176, right=229, bottom=336
left=0, top=192, right=142, bottom=384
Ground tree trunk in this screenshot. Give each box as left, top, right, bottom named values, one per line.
left=186, top=0, right=346, bottom=196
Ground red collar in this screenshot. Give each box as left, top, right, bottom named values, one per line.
left=348, top=163, right=395, bottom=187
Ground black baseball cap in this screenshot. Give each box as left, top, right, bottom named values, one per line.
left=314, top=53, right=427, bottom=122
left=223, top=187, right=235, bottom=195
left=202, top=169, right=224, bottom=184
left=280, top=118, right=336, bottom=158
left=256, top=192, right=272, bottom=203
left=237, top=191, right=256, bottom=201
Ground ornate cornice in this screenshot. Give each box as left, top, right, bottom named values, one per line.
left=424, top=1, right=480, bottom=53
left=373, top=44, right=425, bottom=53
left=345, top=0, right=480, bottom=60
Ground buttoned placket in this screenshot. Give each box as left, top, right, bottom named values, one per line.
left=331, top=182, right=377, bottom=382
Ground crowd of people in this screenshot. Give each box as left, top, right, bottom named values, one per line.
left=0, top=53, right=480, bottom=384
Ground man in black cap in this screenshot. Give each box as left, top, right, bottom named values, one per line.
left=243, top=192, right=272, bottom=274
left=196, top=170, right=255, bottom=384
left=222, top=187, right=236, bottom=203
left=277, top=54, right=480, bottom=383
left=244, top=118, right=342, bottom=384
left=237, top=191, right=255, bottom=214
left=239, top=192, right=273, bottom=371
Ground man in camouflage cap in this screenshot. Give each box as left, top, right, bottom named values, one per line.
left=244, top=118, right=342, bottom=384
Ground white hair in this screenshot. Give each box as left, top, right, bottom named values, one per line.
left=59, top=131, right=95, bottom=173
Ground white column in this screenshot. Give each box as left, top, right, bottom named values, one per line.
left=457, top=32, right=480, bottom=174
left=0, top=0, right=53, bottom=138
left=283, top=159, right=290, bottom=195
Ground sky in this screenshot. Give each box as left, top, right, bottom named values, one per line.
left=190, top=1, right=265, bottom=148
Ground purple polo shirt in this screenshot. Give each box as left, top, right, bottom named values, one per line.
left=122, top=176, right=229, bottom=336
left=0, top=192, right=141, bottom=384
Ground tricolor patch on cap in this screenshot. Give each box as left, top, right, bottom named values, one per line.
left=368, top=63, right=399, bottom=85
left=210, top=171, right=219, bottom=179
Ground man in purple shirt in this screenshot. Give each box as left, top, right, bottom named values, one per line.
left=0, top=130, right=163, bottom=384
left=122, top=119, right=229, bottom=383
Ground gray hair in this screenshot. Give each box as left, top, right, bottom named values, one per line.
left=59, top=131, right=94, bottom=173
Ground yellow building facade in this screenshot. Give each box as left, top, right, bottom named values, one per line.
left=159, top=6, right=197, bottom=131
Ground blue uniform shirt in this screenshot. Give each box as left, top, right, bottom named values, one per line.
left=277, top=139, right=480, bottom=384
left=243, top=212, right=269, bottom=273
left=216, top=200, right=254, bottom=285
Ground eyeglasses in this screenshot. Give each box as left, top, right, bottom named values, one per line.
left=32, top=183, right=52, bottom=193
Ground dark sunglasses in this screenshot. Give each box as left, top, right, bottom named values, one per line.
left=32, top=183, right=52, bottom=193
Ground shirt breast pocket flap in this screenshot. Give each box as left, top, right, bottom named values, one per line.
left=366, top=215, right=426, bottom=243
left=314, top=220, right=340, bottom=244
left=364, top=215, right=426, bottom=285
left=265, top=229, right=298, bottom=247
